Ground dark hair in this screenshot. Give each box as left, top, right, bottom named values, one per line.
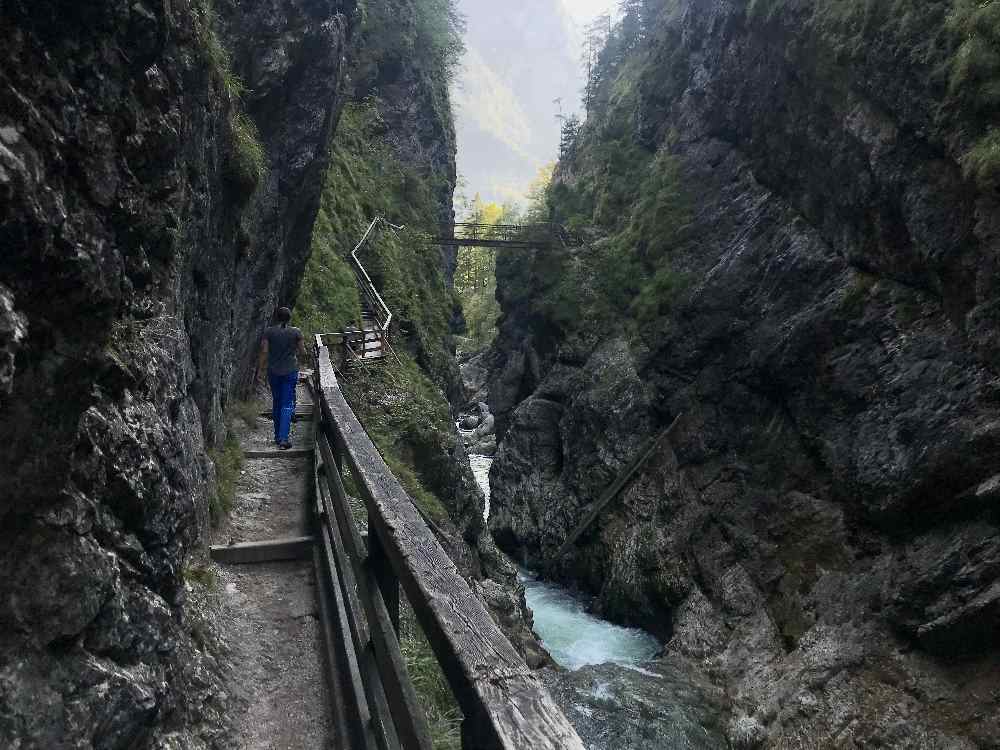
left=275, top=307, right=292, bottom=327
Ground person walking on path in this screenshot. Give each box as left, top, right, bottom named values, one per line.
left=258, top=307, right=306, bottom=449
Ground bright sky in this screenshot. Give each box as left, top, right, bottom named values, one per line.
left=560, top=0, right=614, bottom=26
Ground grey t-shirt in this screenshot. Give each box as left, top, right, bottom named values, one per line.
left=263, top=325, right=303, bottom=376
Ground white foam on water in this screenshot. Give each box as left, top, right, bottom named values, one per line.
left=468, top=454, right=492, bottom=521
left=519, top=569, right=661, bottom=670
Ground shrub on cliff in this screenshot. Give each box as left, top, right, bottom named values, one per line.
left=193, top=0, right=268, bottom=194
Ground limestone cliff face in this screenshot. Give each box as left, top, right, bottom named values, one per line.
left=0, top=0, right=350, bottom=745
left=489, top=1, right=1000, bottom=745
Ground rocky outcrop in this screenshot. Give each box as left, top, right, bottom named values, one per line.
left=457, top=351, right=498, bottom=455
left=489, top=0, right=1000, bottom=746
left=0, top=0, right=350, bottom=745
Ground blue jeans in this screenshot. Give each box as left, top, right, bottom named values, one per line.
left=268, top=370, right=298, bottom=444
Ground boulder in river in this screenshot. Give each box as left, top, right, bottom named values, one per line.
left=472, top=436, right=497, bottom=457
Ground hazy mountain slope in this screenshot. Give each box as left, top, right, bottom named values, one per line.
left=453, top=0, right=579, bottom=204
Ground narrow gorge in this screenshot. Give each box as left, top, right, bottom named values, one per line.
left=2, top=0, right=999, bottom=748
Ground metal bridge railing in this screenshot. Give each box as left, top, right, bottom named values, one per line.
left=429, top=223, right=583, bottom=248
left=351, top=217, right=396, bottom=333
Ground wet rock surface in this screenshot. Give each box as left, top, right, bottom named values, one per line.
left=0, top=0, right=350, bottom=744
left=540, top=659, right=729, bottom=750
left=458, top=352, right=499, bottom=456
left=488, top=0, right=1000, bottom=746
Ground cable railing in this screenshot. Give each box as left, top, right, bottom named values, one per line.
left=317, top=217, right=404, bottom=366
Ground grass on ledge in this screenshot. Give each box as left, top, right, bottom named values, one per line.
left=208, top=431, right=243, bottom=526
left=399, top=601, right=462, bottom=749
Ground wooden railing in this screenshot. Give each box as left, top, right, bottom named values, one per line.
left=312, top=338, right=584, bottom=750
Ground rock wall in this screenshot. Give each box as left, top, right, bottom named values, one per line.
left=489, top=1, right=1000, bottom=745
left=0, top=0, right=351, bottom=745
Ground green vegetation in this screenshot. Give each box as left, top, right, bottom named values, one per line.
left=453, top=196, right=509, bottom=350
left=840, top=271, right=877, bottom=318
left=298, top=98, right=455, bottom=385
left=960, top=126, right=1000, bottom=188
left=230, top=113, right=268, bottom=189
left=183, top=565, right=219, bottom=589
left=356, top=0, right=465, bottom=83
left=399, top=603, right=462, bottom=749
left=208, top=431, right=243, bottom=526
left=525, top=65, right=691, bottom=337
left=228, top=398, right=261, bottom=429
left=742, top=0, right=1000, bottom=188
left=192, top=0, right=268, bottom=192
left=340, top=354, right=459, bottom=525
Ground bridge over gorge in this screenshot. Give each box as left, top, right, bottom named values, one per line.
left=428, top=222, right=583, bottom=250
left=322, top=218, right=583, bottom=368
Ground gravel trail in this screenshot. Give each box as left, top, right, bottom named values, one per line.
left=212, top=382, right=335, bottom=748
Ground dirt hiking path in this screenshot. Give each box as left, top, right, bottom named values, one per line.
left=213, top=382, right=335, bottom=749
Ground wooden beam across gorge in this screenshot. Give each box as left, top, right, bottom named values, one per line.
left=314, top=348, right=585, bottom=750
left=553, top=413, right=685, bottom=561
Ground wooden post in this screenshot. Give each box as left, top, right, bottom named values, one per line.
left=368, top=530, right=400, bottom=635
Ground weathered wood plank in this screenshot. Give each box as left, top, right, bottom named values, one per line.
left=243, top=448, right=314, bottom=459
left=210, top=537, right=313, bottom=564
left=312, top=547, right=363, bottom=750
left=319, top=443, right=414, bottom=750
left=553, top=413, right=684, bottom=560
left=318, top=459, right=407, bottom=750
left=369, top=533, right=400, bottom=635
left=316, top=349, right=585, bottom=750
left=316, top=504, right=386, bottom=750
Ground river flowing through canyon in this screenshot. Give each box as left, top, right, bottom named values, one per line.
left=466, top=445, right=660, bottom=670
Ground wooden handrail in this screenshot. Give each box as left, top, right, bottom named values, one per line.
left=313, top=342, right=584, bottom=750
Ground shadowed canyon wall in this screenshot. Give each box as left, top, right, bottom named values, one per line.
left=489, top=1, right=1000, bottom=745
left=0, top=0, right=351, bottom=744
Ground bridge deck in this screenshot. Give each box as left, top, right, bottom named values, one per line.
left=427, top=222, right=582, bottom=249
